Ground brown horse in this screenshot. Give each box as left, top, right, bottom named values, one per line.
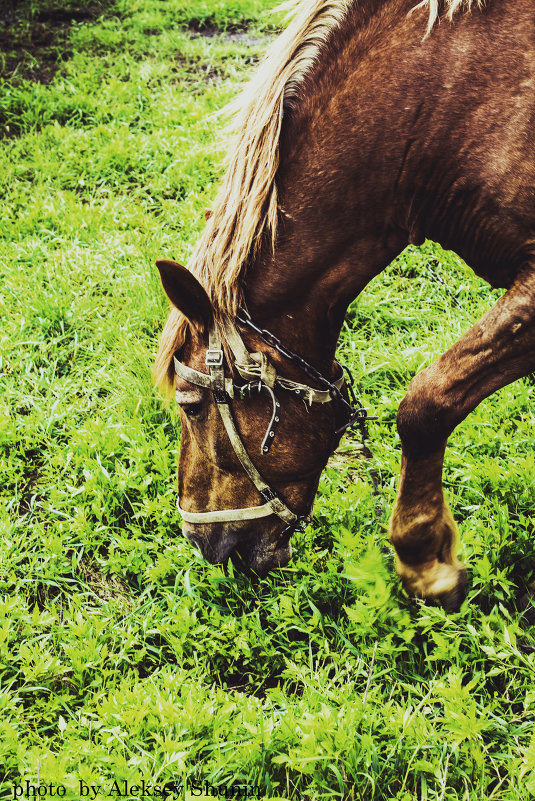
left=154, top=0, right=535, bottom=610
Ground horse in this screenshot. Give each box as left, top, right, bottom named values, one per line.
left=154, top=0, right=535, bottom=611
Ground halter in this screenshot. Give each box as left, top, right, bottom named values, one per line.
left=174, top=309, right=373, bottom=532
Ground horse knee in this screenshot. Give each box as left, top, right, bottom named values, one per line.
left=396, top=367, right=456, bottom=457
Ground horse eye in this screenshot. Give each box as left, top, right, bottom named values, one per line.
left=181, top=403, right=203, bottom=418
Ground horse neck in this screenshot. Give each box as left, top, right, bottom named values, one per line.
left=239, top=1, right=423, bottom=369
left=243, top=123, right=407, bottom=370
left=239, top=0, right=436, bottom=365
left=243, top=217, right=403, bottom=373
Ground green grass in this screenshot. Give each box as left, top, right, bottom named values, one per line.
left=2, top=1, right=535, bottom=799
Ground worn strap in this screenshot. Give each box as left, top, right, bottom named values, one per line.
left=207, top=324, right=299, bottom=525
left=177, top=499, right=275, bottom=523
left=235, top=362, right=344, bottom=404
left=215, top=401, right=298, bottom=524
left=208, top=326, right=227, bottom=403
left=173, top=356, right=211, bottom=388
left=223, top=318, right=254, bottom=365
left=173, top=356, right=236, bottom=397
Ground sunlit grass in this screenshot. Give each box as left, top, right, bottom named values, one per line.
left=2, top=1, right=535, bottom=799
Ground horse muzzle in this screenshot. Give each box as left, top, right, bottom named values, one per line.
left=182, top=523, right=239, bottom=565
left=182, top=519, right=293, bottom=576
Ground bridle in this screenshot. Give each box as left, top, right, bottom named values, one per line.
left=174, top=309, right=374, bottom=533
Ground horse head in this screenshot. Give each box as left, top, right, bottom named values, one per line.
left=157, top=259, right=345, bottom=575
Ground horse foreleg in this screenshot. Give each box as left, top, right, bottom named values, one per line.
left=389, top=447, right=465, bottom=609
left=389, top=267, right=535, bottom=609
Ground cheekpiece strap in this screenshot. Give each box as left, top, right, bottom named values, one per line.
left=207, top=325, right=227, bottom=403
left=202, top=323, right=298, bottom=524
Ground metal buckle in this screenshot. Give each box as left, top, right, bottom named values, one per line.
left=205, top=349, right=223, bottom=367
left=212, top=388, right=229, bottom=404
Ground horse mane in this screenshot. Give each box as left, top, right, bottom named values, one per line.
left=154, top=0, right=484, bottom=393
left=415, top=0, right=485, bottom=36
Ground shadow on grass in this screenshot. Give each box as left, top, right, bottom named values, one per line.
left=0, top=0, right=116, bottom=84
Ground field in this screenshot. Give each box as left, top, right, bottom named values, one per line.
left=2, top=0, right=535, bottom=798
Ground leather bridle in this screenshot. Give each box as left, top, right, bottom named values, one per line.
left=174, top=310, right=372, bottom=533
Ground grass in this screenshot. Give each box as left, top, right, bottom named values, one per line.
left=1, top=1, right=535, bottom=799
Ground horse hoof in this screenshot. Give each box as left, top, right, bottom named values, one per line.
left=438, top=567, right=468, bottom=612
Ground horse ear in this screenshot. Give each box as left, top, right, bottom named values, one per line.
left=156, top=260, right=213, bottom=328
left=204, top=208, right=213, bottom=221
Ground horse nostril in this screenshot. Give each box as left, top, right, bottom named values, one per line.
left=183, top=528, right=203, bottom=552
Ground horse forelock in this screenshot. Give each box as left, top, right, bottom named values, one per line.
left=154, top=0, right=485, bottom=393
left=153, top=307, right=189, bottom=396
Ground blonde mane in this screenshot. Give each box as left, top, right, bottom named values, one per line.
left=154, top=0, right=484, bottom=392
left=415, top=0, right=484, bottom=36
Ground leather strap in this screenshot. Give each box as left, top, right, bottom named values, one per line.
left=223, top=318, right=254, bottom=365
left=172, top=319, right=343, bottom=527
left=177, top=498, right=275, bottom=523
left=207, top=325, right=299, bottom=525
left=174, top=356, right=235, bottom=397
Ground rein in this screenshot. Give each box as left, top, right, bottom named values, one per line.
left=174, top=309, right=374, bottom=532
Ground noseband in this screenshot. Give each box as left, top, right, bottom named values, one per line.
left=174, top=309, right=373, bottom=532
